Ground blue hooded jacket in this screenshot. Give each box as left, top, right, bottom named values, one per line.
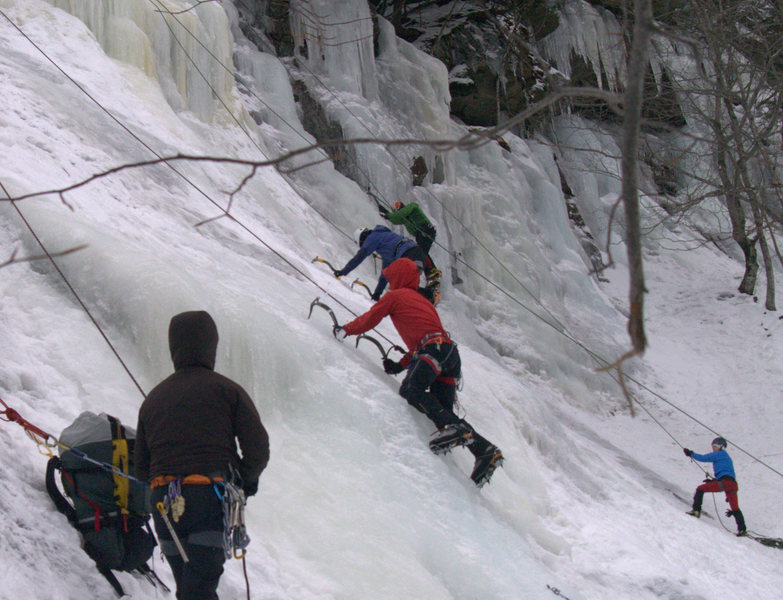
left=690, top=449, right=736, bottom=480
left=338, top=225, right=416, bottom=296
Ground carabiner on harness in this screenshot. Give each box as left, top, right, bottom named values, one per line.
left=214, top=481, right=250, bottom=559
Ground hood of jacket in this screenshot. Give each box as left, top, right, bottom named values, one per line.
left=169, top=310, right=218, bottom=370
left=382, top=258, right=420, bottom=291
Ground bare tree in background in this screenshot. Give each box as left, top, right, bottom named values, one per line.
left=654, top=0, right=783, bottom=310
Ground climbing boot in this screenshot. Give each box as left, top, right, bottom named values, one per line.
left=470, top=445, right=504, bottom=488
left=727, top=509, right=747, bottom=535
left=685, top=509, right=701, bottom=518
left=429, top=423, right=474, bottom=455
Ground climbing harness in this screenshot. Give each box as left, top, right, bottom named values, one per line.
left=417, top=331, right=453, bottom=352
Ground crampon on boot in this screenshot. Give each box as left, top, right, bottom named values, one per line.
left=470, top=445, right=504, bottom=488
left=429, top=423, right=474, bottom=455
left=685, top=509, right=701, bottom=518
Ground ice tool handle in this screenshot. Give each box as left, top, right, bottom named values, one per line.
left=156, top=499, right=189, bottom=563
left=355, top=334, right=405, bottom=359
left=311, top=256, right=340, bottom=278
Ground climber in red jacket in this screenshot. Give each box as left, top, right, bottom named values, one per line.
left=333, top=258, right=503, bottom=487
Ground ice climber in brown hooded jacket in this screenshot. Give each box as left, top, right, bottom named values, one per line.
left=333, top=258, right=503, bottom=487
left=136, top=310, right=269, bottom=600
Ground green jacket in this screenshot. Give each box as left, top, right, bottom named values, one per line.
left=387, top=202, right=431, bottom=235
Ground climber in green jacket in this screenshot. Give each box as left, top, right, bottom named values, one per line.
left=380, top=201, right=439, bottom=281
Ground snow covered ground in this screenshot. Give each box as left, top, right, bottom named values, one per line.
left=1, top=1, right=782, bottom=599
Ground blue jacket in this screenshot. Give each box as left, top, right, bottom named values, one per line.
left=339, top=226, right=416, bottom=296
left=690, top=449, right=736, bottom=480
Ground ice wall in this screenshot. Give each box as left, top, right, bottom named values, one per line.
left=374, top=15, right=456, bottom=188
left=290, top=0, right=377, bottom=100
left=46, top=0, right=237, bottom=122
left=282, top=1, right=456, bottom=203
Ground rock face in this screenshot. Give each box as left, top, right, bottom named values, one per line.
left=369, top=1, right=560, bottom=127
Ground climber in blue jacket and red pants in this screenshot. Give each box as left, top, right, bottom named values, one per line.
left=683, top=436, right=746, bottom=535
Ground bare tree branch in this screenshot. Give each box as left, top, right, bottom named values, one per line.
left=1, top=86, right=623, bottom=207
left=0, top=244, right=88, bottom=269
left=596, top=348, right=643, bottom=417
left=154, top=1, right=218, bottom=16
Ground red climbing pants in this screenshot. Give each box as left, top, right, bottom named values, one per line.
left=695, top=478, right=739, bottom=511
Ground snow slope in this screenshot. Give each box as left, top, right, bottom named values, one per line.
left=1, top=1, right=782, bottom=599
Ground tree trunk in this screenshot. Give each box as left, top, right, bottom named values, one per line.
left=713, top=104, right=758, bottom=295
left=621, top=0, right=653, bottom=354
left=752, top=204, right=776, bottom=310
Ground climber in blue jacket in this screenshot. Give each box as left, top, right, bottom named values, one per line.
left=336, top=225, right=426, bottom=300
left=683, top=436, right=747, bottom=535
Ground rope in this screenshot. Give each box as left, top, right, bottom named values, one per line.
left=0, top=396, right=57, bottom=455
left=711, top=494, right=734, bottom=534
left=0, top=397, right=147, bottom=483
left=0, top=181, right=147, bottom=398
left=242, top=555, right=251, bottom=600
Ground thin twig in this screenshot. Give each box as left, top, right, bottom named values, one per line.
left=596, top=348, right=642, bottom=417
left=0, top=244, right=88, bottom=269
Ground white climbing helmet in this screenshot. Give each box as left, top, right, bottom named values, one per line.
left=353, top=227, right=368, bottom=245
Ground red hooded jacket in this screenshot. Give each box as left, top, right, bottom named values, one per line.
left=343, top=258, right=445, bottom=366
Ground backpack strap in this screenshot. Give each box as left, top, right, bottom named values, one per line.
left=107, top=415, right=130, bottom=515
left=45, top=456, right=78, bottom=527
left=98, top=566, right=125, bottom=598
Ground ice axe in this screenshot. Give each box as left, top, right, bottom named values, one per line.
left=156, top=501, right=189, bottom=563
left=350, top=279, right=374, bottom=299
left=311, top=256, right=341, bottom=278
left=308, top=297, right=339, bottom=328
left=309, top=297, right=350, bottom=341
left=355, top=334, right=405, bottom=359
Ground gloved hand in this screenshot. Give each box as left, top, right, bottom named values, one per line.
left=333, top=325, right=347, bottom=341
left=683, top=448, right=693, bottom=457
left=371, top=292, right=381, bottom=302
left=378, top=205, right=389, bottom=218
left=243, top=480, right=259, bottom=497
left=383, top=358, right=404, bottom=374
left=334, top=269, right=345, bottom=278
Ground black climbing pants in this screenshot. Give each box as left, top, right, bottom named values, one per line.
left=151, top=484, right=226, bottom=600
left=415, top=223, right=436, bottom=256
left=399, top=341, right=490, bottom=456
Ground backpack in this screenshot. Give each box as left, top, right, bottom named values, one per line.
left=45, top=412, right=166, bottom=597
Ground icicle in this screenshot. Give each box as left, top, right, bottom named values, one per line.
left=539, top=0, right=627, bottom=91
left=44, top=0, right=238, bottom=122
left=290, top=0, right=377, bottom=100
